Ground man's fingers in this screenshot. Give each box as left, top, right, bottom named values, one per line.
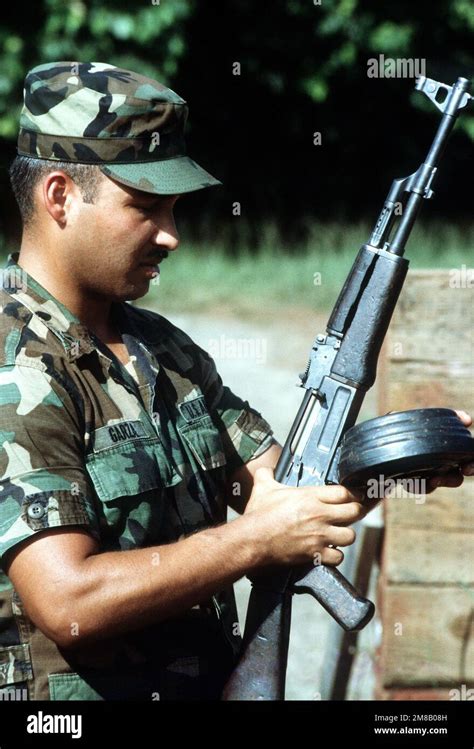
left=320, top=547, right=345, bottom=566
left=454, top=409, right=472, bottom=427
left=326, top=525, right=356, bottom=547
left=427, top=471, right=465, bottom=493
left=316, top=485, right=365, bottom=504
left=462, top=462, right=474, bottom=477
left=328, top=501, right=366, bottom=524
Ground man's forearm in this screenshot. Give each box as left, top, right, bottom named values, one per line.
left=58, top=512, right=263, bottom=648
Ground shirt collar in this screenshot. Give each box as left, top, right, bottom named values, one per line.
left=3, top=253, right=110, bottom=364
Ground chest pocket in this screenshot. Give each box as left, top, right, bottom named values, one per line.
left=85, top=431, right=181, bottom=502
left=177, top=416, right=227, bottom=472
left=85, top=432, right=183, bottom=548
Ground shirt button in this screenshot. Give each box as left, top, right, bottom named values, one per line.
left=27, top=502, right=45, bottom=519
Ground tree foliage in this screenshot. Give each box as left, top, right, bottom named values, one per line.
left=1, top=0, right=472, bottom=244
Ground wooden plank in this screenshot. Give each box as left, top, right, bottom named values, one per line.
left=375, top=687, right=465, bottom=700
left=383, top=526, right=474, bottom=585
left=380, top=586, right=474, bottom=687
left=385, top=379, right=474, bottom=414
left=384, top=481, right=474, bottom=531
left=379, top=270, right=474, bottom=416
left=387, top=270, right=474, bottom=362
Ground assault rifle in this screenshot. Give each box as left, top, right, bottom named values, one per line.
left=222, top=76, right=474, bottom=701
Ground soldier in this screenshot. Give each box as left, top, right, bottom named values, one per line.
left=0, top=62, right=471, bottom=701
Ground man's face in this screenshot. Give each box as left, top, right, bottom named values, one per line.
left=62, top=172, right=181, bottom=302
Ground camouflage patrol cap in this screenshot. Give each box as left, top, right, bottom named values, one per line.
left=17, top=61, right=222, bottom=195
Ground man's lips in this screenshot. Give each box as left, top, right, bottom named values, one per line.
left=135, top=250, right=168, bottom=278
left=139, top=263, right=160, bottom=277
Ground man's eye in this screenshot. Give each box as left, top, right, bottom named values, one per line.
left=134, top=204, right=155, bottom=213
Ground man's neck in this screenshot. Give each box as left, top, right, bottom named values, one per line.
left=17, top=241, right=115, bottom=340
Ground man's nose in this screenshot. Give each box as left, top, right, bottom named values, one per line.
left=151, top=210, right=179, bottom=251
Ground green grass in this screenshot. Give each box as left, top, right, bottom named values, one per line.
left=145, top=220, right=474, bottom=317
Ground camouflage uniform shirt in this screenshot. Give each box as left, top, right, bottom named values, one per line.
left=0, top=253, right=274, bottom=700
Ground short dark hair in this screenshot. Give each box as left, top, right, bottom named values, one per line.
left=9, top=155, right=102, bottom=226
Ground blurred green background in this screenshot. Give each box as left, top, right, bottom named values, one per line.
left=1, top=0, right=473, bottom=314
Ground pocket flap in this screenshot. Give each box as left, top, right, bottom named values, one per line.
left=0, top=643, right=32, bottom=686
left=48, top=672, right=103, bottom=701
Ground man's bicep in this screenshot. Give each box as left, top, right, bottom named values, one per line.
left=226, top=441, right=282, bottom=514
left=0, top=365, right=99, bottom=572
left=4, top=528, right=99, bottom=641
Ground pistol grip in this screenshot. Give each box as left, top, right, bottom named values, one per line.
left=290, top=563, right=374, bottom=631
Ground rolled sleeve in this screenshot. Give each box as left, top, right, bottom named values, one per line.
left=0, top=364, right=100, bottom=569
left=196, top=346, right=275, bottom=475
left=216, top=387, right=276, bottom=473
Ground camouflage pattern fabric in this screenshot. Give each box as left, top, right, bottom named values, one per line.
left=0, top=254, right=275, bottom=700
left=17, top=61, right=221, bottom=195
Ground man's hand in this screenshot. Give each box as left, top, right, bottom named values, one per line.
left=243, top=466, right=366, bottom=567
left=425, top=409, right=474, bottom=493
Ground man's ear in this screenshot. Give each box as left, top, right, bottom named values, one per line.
left=41, top=171, right=77, bottom=226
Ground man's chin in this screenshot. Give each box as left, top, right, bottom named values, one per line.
left=121, top=279, right=152, bottom=303
left=105, top=272, right=155, bottom=303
